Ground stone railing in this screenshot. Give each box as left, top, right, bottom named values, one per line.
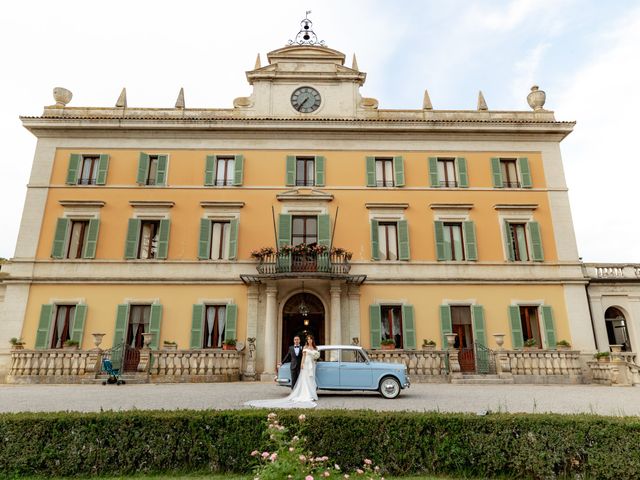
left=494, top=349, right=582, bottom=383
left=584, top=263, right=640, bottom=280
left=588, top=359, right=640, bottom=387
left=367, top=349, right=449, bottom=382
left=149, top=349, right=241, bottom=382
left=7, top=348, right=101, bottom=383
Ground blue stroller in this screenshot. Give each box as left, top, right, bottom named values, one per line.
left=101, top=343, right=126, bottom=385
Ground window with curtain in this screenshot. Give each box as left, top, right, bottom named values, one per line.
left=375, top=158, right=394, bottom=187
left=500, top=159, right=520, bottom=188
left=78, top=156, right=99, bottom=185
left=127, top=305, right=151, bottom=348
left=138, top=220, right=160, bottom=259
left=292, top=216, right=317, bottom=246
left=519, top=306, right=541, bottom=347
left=509, top=223, right=529, bottom=261
left=51, top=305, right=76, bottom=348
left=214, top=157, right=235, bottom=186
left=209, top=221, right=231, bottom=260
left=443, top=222, right=465, bottom=260
left=378, top=222, right=398, bottom=260
left=146, top=155, right=159, bottom=185
left=66, top=220, right=89, bottom=259
left=204, top=305, right=226, bottom=348
left=381, top=305, right=403, bottom=348
left=295, top=157, right=315, bottom=186
left=437, top=159, right=457, bottom=187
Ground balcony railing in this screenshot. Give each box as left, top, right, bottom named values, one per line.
left=257, top=252, right=351, bottom=275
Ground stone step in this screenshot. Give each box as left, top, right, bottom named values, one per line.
left=452, top=374, right=514, bottom=385
left=83, top=374, right=150, bottom=385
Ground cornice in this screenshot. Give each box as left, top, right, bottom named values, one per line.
left=494, top=203, right=539, bottom=210
left=129, top=200, right=175, bottom=208
left=200, top=201, right=245, bottom=208
left=58, top=200, right=105, bottom=208
left=365, top=203, right=409, bottom=210
left=430, top=203, right=474, bottom=210
left=277, top=189, right=334, bottom=202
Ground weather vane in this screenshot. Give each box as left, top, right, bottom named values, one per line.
left=288, top=11, right=326, bottom=46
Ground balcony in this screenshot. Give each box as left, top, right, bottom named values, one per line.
left=257, top=252, right=351, bottom=275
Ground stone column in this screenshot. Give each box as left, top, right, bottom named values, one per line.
left=330, top=282, right=342, bottom=345
left=348, top=285, right=361, bottom=345
left=261, top=283, right=278, bottom=380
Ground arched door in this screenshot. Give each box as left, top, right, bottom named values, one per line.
left=282, top=292, right=325, bottom=360
left=604, top=307, right=631, bottom=351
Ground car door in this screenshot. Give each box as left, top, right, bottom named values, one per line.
left=315, top=348, right=340, bottom=389
left=339, top=349, right=373, bottom=388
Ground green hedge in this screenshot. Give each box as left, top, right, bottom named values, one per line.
left=0, top=409, right=639, bottom=479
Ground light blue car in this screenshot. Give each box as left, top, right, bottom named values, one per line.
left=276, top=345, right=410, bottom=399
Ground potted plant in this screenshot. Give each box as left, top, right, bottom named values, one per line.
left=556, top=339, right=571, bottom=350
left=223, top=339, right=237, bottom=351
left=9, top=337, right=25, bottom=350
left=162, top=340, right=177, bottom=350
left=523, top=338, right=538, bottom=350
left=380, top=339, right=396, bottom=350
left=594, top=351, right=610, bottom=363
left=63, top=339, right=79, bottom=350
left=422, top=339, right=436, bottom=350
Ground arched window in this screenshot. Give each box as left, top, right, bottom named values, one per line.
left=604, top=307, right=631, bottom=352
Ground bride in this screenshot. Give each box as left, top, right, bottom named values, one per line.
left=245, top=335, right=320, bottom=409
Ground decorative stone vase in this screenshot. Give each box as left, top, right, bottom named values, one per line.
left=527, top=85, right=546, bottom=111
left=493, top=333, right=505, bottom=350
left=53, top=87, right=72, bottom=107
left=141, top=332, right=154, bottom=349
left=444, top=333, right=458, bottom=350
left=610, top=345, right=623, bottom=353
left=92, top=333, right=105, bottom=349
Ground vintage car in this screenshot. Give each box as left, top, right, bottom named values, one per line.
left=276, top=345, right=410, bottom=399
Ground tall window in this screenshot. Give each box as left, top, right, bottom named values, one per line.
left=381, top=305, right=403, bottom=348
left=51, top=305, right=76, bottom=349
left=296, top=157, right=315, bottom=186
left=78, top=156, right=99, bottom=185
left=375, top=158, right=394, bottom=187
left=604, top=307, right=631, bottom=351
left=210, top=221, right=230, bottom=260
left=215, top=157, right=235, bottom=186
left=378, top=222, right=398, bottom=260
left=138, top=220, right=160, bottom=259
left=519, top=306, right=541, bottom=347
left=443, top=222, right=465, bottom=260
left=203, top=305, right=226, bottom=348
left=509, top=223, right=529, bottom=261
left=500, top=159, right=519, bottom=188
left=146, top=156, right=159, bottom=185
left=127, top=305, right=151, bottom=348
left=66, top=220, right=89, bottom=259
left=437, top=159, right=457, bottom=187
left=292, top=216, right=317, bottom=246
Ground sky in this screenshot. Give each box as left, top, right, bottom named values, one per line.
left=0, top=0, right=639, bottom=262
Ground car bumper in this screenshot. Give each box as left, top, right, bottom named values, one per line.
left=276, top=377, right=291, bottom=386
left=403, top=376, right=411, bottom=388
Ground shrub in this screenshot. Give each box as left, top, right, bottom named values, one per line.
left=523, top=338, right=537, bottom=348
left=556, top=340, right=571, bottom=347
left=63, top=339, right=79, bottom=347
left=0, top=410, right=639, bottom=479
left=594, top=351, right=611, bottom=359
left=380, top=339, right=395, bottom=346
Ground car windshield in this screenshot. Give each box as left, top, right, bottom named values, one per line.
left=318, top=349, right=340, bottom=362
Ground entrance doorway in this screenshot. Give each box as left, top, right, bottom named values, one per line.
left=451, top=306, right=475, bottom=372
left=281, top=292, right=325, bottom=361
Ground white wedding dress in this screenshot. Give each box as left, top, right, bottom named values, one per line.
left=245, top=347, right=319, bottom=409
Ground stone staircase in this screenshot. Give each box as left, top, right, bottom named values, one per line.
left=83, top=373, right=150, bottom=385
left=451, top=374, right=515, bottom=385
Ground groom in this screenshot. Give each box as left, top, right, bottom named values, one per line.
left=281, top=335, right=303, bottom=388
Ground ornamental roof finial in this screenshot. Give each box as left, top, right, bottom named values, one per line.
left=288, top=11, right=326, bottom=46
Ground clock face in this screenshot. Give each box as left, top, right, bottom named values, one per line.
left=291, top=86, right=321, bottom=113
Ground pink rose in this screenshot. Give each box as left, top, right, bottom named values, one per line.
left=269, top=452, right=278, bottom=462
left=250, top=450, right=259, bottom=457
left=261, top=452, right=269, bottom=459
left=305, top=476, right=314, bottom=480
left=364, top=459, right=372, bottom=465
left=356, top=468, right=364, bottom=474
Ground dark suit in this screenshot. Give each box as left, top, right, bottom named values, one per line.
left=282, top=345, right=303, bottom=388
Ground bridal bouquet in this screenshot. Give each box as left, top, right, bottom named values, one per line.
left=309, top=350, right=320, bottom=361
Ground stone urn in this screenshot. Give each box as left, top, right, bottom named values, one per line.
left=92, top=333, right=106, bottom=350
left=444, top=333, right=458, bottom=350
left=493, top=333, right=505, bottom=350
left=381, top=342, right=395, bottom=350
left=610, top=345, right=623, bottom=353
left=53, top=87, right=72, bottom=107
left=527, top=85, right=546, bottom=111
left=141, top=332, right=154, bottom=349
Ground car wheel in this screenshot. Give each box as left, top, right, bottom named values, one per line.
left=379, top=377, right=401, bottom=399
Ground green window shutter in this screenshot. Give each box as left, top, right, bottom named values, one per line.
left=233, top=154, right=244, bottom=186
left=204, top=155, right=217, bottom=186
left=527, top=221, right=544, bottom=262
left=401, top=305, right=416, bottom=349
left=398, top=219, right=410, bottom=260
left=509, top=306, right=524, bottom=349
left=504, top=221, right=515, bottom=261
left=198, top=219, right=212, bottom=260
left=113, top=304, right=129, bottom=347
left=434, top=221, right=448, bottom=261
left=366, top=156, right=376, bottom=187
left=317, top=214, right=331, bottom=247
left=518, top=157, right=532, bottom=188
left=463, top=221, right=477, bottom=261
left=439, top=305, right=452, bottom=349
left=82, top=219, right=100, bottom=259
left=124, top=218, right=141, bottom=259
left=35, top=304, right=54, bottom=349
left=96, top=154, right=109, bottom=185
left=314, top=156, right=325, bottom=187
left=156, top=219, right=170, bottom=259
left=369, top=304, right=381, bottom=349
left=471, top=305, right=488, bottom=372
left=370, top=219, right=379, bottom=260
left=285, top=155, right=296, bottom=186
left=51, top=218, right=70, bottom=259
left=491, top=157, right=503, bottom=188
left=137, top=153, right=150, bottom=185
left=456, top=157, right=468, bottom=188
left=228, top=218, right=239, bottom=260
left=155, top=154, right=168, bottom=186
left=70, top=304, right=87, bottom=344
left=224, top=304, right=237, bottom=342
left=149, top=304, right=163, bottom=350
left=278, top=214, right=292, bottom=248
left=190, top=304, right=205, bottom=349
left=66, top=154, right=81, bottom=185
left=428, top=157, right=439, bottom=187
left=393, top=156, right=405, bottom=187
left=541, top=305, right=556, bottom=349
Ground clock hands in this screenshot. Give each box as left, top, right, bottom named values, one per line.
left=297, top=92, right=314, bottom=111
